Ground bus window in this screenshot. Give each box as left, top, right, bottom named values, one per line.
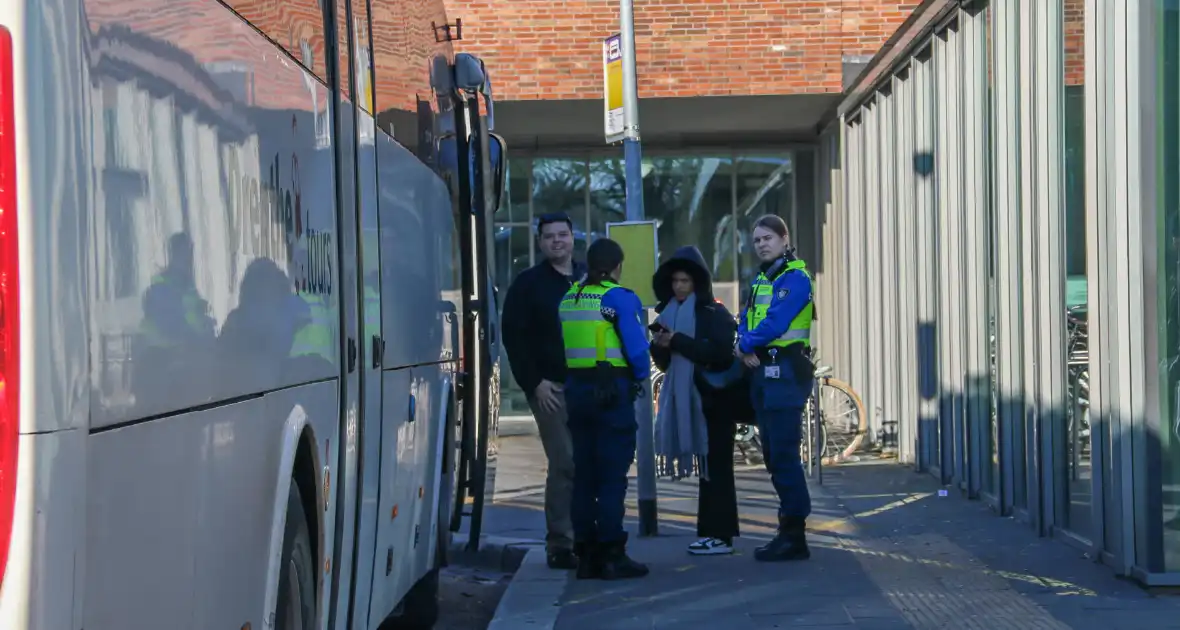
left=370, top=0, right=452, bottom=159
left=370, top=0, right=414, bottom=134
left=224, top=0, right=330, bottom=83
left=352, top=0, right=375, bottom=113
left=333, top=0, right=351, bottom=98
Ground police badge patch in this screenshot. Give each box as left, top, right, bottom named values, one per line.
left=777, top=288, right=789, bottom=299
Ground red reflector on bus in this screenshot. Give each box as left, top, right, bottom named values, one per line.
left=0, top=25, right=20, bottom=590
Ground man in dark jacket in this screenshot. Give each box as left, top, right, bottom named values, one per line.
left=650, top=245, right=750, bottom=556
left=501, top=212, right=585, bottom=569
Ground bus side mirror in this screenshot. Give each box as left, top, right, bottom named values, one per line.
left=453, top=53, right=495, bottom=130
left=488, top=133, right=507, bottom=215
left=453, top=53, right=486, bottom=92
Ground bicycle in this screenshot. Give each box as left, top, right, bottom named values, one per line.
left=651, top=351, right=868, bottom=467
left=986, top=307, right=1089, bottom=471
left=800, top=352, right=868, bottom=466
left=1065, top=304, right=1090, bottom=478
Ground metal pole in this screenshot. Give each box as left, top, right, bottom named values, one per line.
left=805, top=402, right=814, bottom=478
left=619, top=0, right=657, bottom=537
left=815, top=380, right=823, bottom=485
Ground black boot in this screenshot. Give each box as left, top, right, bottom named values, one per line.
left=547, top=547, right=578, bottom=570
left=575, top=540, right=603, bottom=579
left=754, top=516, right=810, bottom=562
left=599, top=534, right=649, bottom=580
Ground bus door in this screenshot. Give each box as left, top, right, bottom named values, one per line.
left=323, top=0, right=377, bottom=628
left=448, top=53, right=506, bottom=550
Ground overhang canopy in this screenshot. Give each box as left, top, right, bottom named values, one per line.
left=491, top=93, right=840, bottom=153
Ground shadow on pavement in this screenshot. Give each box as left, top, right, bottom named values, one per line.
left=488, top=436, right=1180, bottom=629
left=556, top=461, right=1180, bottom=629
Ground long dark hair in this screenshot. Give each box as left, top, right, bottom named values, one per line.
left=585, top=238, right=625, bottom=286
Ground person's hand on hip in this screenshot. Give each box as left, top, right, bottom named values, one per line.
left=535, top=379, right=563, bottom=413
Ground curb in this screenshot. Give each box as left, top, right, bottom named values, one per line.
left=486, top=547, right=567, bottom=630
left=447, top=533, right=544, bottom=573
left=498, top=416, right=539, bottom=437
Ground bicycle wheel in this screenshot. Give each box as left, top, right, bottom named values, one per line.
left=812, top=377, right=867, bottom=464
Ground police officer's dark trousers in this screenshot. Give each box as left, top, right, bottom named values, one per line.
left=565, top=376, right=649, bottom=579
left=750, top=363, right=814, bottom=561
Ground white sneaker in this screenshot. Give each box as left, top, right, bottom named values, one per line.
left=687, top=537, right=733, bottom=555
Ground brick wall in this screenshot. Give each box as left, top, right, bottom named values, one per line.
left=446, top=0, right=917, bottom=101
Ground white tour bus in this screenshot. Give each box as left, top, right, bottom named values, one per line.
left=0, top=0, right=504, bottom=628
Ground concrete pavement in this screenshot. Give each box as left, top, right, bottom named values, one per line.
left=484, top=435, right=1180, bottom=629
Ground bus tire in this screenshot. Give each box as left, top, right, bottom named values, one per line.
left=275, top=482, right=317, bottom=630
left=386, top=568, right=440, bottom=629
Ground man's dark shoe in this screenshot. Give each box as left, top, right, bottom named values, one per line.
left=754, top=516, right=810, bottom=562
left=599, top=535, right=649, bottom=580
left=547, top=548, right=578, bottom=570
left=574, top=541, right=602, bottom=579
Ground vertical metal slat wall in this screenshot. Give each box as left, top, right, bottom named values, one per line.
left=894, top=67, right=919, bottom=465
left=818, top=0, right=1179, bottom=585
left=961, top=2, right=992, bottom=500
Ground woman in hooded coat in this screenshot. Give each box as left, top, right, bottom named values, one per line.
left=650, top=245, right=747, bottom=555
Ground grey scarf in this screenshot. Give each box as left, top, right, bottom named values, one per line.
left=654, top=293, right=710, bottom=480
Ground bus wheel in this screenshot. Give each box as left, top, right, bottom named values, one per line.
left=384, top=568, right=440, bottom=629
left=276, top=483, right=316, bottom=630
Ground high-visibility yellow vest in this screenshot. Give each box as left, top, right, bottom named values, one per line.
left=290, top=293, right=336, bottom=361
left=745, top=259, right=813, bottom=349
left=139, top=273, right=212, bottom=349
left=558, top=281, right=628, bottom=369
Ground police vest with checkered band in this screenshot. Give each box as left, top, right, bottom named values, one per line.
left=745, top=259, right=813, bottom=349
left=558, top=281, right=628, bottom=369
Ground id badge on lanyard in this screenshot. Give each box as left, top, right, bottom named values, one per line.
left=764, top=348, right=781, bottom=379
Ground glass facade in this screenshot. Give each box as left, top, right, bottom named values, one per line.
left=1059, top=0, right=1091, bottom=542
left=1158, top=0, right=1180, bottom=572
left=814, top=0, right=1180, bottom=585
left=494, top=152, right=805, bottom=418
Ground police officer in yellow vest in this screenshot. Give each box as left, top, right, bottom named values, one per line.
left=139, top=233, right=214, bottom=351
left=736, top=215, right=816, bottom=563
left=559, top=238, right=651, bottom=580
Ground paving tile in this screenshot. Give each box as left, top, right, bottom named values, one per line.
left=484, top=433, right=1180, bottom=630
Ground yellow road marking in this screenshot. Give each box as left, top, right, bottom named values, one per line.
left=852, top=491, right=934, bottom=518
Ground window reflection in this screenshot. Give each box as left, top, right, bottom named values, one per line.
left=736, top=156, right=794, bottom=302
left=502, top=158, right=531, bottom=222
left=352, top=0, right=375, bottom=113
left=371, top=0, right=412, bottom=115
left=494, top=224, right=534, bottom=416
left=587, top=158, right=626, bottom=242
left=1155, top=0, right=1180, bottom=569
left=224, top=0, right=329, bottom=82
left=638, top=158, right=736, bottom=307
left=369, top=0, right=452, bottom=157
left=531, top=158, right=588, bottom=259
left=335, top=0, right=352, bottom=99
